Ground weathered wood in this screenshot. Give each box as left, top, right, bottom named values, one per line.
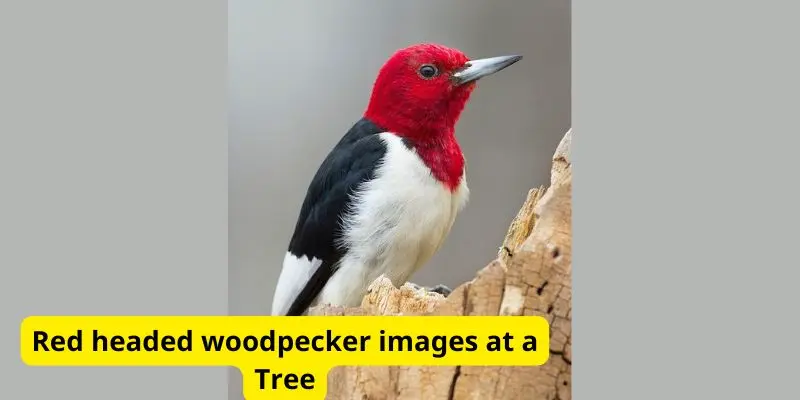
left=310, top=128, right=573, bottom=400
left=499, top=186, right=545, bottom=266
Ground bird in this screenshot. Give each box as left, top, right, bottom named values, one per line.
left=271, top=43, right=522, bottom=316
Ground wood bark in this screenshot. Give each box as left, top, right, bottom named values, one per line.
left=310, top=129, right=573, bottom=400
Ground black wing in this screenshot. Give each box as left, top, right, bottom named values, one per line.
left=284, top=118, right=386, bottom=316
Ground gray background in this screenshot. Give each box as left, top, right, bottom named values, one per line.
left=3, top=1, right=799, bottom=400
left=1, top=1, right=228, bottom=399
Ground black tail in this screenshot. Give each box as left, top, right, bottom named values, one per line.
left=285, top=261, right=334, bottom=316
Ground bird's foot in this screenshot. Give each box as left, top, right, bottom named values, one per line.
left=407, top=282, right=452, bottom=297
left=426, top=284, right=452, bottom=297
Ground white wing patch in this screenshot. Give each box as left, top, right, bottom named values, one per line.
left=270, top=253, right=322, bottom=315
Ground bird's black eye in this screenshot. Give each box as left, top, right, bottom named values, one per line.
left=418, top=64, right=439, bottom=79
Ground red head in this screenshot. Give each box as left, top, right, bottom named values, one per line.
left=364, top=43, right=522, bottom=190
left=364, top=43, right=522, bottom=142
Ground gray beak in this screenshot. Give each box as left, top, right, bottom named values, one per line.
left=452, top=55, right=523, bottom=86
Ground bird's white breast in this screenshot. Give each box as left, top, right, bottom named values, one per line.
left=315, top=132, right=469, bottom=308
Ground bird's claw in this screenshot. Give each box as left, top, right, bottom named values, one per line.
left=426, top=284, right=452, bottom=297
left=407, top=282, right=452, bottom=297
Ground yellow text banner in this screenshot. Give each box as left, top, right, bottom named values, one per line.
left=21, top=316, right=549, bottom=399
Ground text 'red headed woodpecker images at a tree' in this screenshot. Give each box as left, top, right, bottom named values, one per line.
left=271, top=43, right=523, bottom=317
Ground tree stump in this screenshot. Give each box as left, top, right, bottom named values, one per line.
left=309, top=129, right=573, bottom=400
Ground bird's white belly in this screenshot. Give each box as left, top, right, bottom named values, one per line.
left=315, top=132, right=469, bottom=308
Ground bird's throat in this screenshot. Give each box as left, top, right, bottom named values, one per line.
left=364, top=103, right=467, bottom=191
left=404, top=131, right=465, bottom=192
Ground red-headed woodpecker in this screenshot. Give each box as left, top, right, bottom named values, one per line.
left=271, top=43, right=522, bottom=316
